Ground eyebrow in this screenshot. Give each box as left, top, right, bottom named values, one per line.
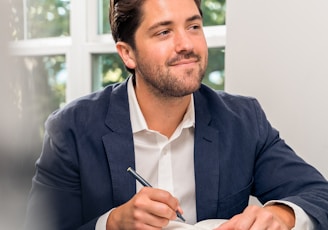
left=147, top=14, right=202, bottom=33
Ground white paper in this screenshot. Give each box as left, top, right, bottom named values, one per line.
left=163, top=219, right=227, bottom=230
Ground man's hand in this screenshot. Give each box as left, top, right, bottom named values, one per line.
left=215, top=204, right=295, bottom=230
left=106, top=187, right=183, bottom=230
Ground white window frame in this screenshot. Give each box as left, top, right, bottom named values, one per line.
left=9, top=0, right=226, bottom=103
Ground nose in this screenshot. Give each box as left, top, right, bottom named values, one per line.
left=174, top=30, right=194, bottom=53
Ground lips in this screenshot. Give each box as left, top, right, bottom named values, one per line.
left=167, top=53, right=201, bottom=66
left=170, top=59, right=198, bottom=66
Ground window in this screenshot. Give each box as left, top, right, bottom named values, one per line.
left=9, top=1, right=70, bottom=157
left=11, top=55, right=66, bottom=140
left=9, top=0, right=226, bottom=151
left=9, top=0, right=226, bottom=123
left=8, top=0, right=226, bottom=151
left=10, top=0, right=70, bottom=40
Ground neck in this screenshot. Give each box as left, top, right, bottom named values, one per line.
left=134, top=79, right=191, bottom=138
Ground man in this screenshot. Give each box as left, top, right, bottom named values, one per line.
left=25, top=0, right=328, bottom=229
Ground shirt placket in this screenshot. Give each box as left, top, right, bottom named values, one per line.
left=157, top=140, right=174, bottom=195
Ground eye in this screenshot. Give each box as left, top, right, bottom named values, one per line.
left=157, top=30, right=170, bottom=37
left=189, top=24, right=201, bottom=31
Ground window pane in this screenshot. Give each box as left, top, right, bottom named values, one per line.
left=9, top=0, right=70, bottom=40
left=98, top=0, right=110, bottom=34
left=98, top=0, right=225, bottom=34
left=92, top=47, right=225, bottom=91
left=9, top=0, right=24, bottom=40
left=13, top=55, right=67, bottom=143
left=202, top=0, right=226, bottom=26
left=92, top=53, right=129, bottom=91
left=204, top=47, right=225, bottom=90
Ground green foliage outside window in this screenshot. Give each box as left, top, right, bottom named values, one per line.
left=9, top=0, right=70, bottom=40
left=202, top=0, right=226, bottom=26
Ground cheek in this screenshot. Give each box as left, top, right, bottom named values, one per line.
left=139, top=45, right=168, bottom=64
left=196, top=37, right=208, bottom=54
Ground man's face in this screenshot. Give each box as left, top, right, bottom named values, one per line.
left=133, top=0, right=208, bottom=98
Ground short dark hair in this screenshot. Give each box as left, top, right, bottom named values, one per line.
left=109, top=0, right=202, bottom=73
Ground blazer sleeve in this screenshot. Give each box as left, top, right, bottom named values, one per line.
left=250, top=98, right=328, bottom=229
left=25, top=110, right=99, bottom=230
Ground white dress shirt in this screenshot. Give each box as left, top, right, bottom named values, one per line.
left=96, top=77, right=313, bottom=229
left=129, top=80, right=197, bottom=224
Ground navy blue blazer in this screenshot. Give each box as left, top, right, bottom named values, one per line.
left=25, top=79, right=328, bottom=229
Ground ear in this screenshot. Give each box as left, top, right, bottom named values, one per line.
left=116, top=41, right=137, bottom=70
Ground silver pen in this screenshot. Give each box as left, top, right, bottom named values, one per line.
left=127, top=167, right=186, bottom=222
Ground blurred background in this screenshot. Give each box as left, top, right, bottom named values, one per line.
left=2, top=0, right=328, bottom=229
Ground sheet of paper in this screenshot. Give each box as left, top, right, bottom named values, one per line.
left=163, top=219, right=227, bottom=230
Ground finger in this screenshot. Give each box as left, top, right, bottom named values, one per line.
left=143, top=187, right=183, bottom=218
left=214, top=215, right=240, bottom=230
left=215, top=206, right=259, bottom=230
left=176, top=205, right=184, bottom=215
left=136, top=188, right=179, bottom=220
left=148, top=188, right=181, bottom=210
left=133, top=209, right=171, bottom=228
left=122, top=198, right=172, bottom=229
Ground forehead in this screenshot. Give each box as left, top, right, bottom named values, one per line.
left=139, top=0, right=201, bottom=27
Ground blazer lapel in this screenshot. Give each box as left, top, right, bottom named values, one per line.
left=193, top=91, right=221, bottom=221
left=102, top=80, right=137, bottom=206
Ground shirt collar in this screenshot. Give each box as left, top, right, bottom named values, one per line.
left=127, top=77, right=195, bottom=134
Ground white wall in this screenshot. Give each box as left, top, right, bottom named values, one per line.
left=225, top=0, right=328, bottom=178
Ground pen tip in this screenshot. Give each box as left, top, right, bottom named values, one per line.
left=177, top=212, right=186, bottom=222
left=127, top=167, right=131, bottom=172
